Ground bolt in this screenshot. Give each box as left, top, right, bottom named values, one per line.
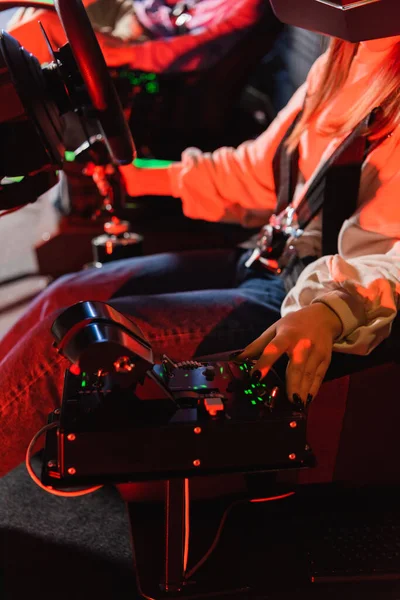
left=54, top=409, right=60, bottom=415
left=289, top=421, right=297, bottom=429
left=67, top=433, right=76, bottom=441
left=288, top=453, right=296, bottom=461
left=194, top=427, right=202, bottom=434
left=47, top=460, right=57, bottom=468
left=193, top=459, right=201, bottom=467
left=305, top=445, right=310, bottom=451
left=67, top=467, right=76, bottom=475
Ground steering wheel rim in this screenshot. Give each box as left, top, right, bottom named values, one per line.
left=54, top=0, right=135, bottom=165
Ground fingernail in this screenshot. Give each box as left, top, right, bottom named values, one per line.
left=251, top=369, right=262, bottom=382
left=292, top=393, right=303, bottom=407
left=306, top=394, right=313, bottom=405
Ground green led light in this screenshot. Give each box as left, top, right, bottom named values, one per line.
left=81, top=380, right=86, bottom=388
left=146, top=73, right=157, bottom=80
left=64, top=151, right=76, bottom=162
left=220, top=367, right=224, bottom=374
left=239, top=366, right=244, bottom=371
left=251, top=400, right=257, bottom=405
left=145, top=81, right=159, bottom=94
left=251, top=384, right=256, bottom=389
left=184, top=373, right=189, bottom=377
left=200, top=385, right=208, bottom=389
left=257, top=397, right=263, bottom=402
left=133, top=158, right=174, bottom=169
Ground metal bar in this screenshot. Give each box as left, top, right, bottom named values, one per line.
left=163, top=478, right=188, bottom=594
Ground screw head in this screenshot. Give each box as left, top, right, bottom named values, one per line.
left=289, top=421, right=297, bottom=429
left=288, top=453, right=296, bottom=461
left=54, top=409, right=60, bottom=415
left=47, top=460, right=57, bottom=468
left=194, top=427, right=202, bottom=434
left=67, top=433, right=76, bottom=441
left=67, top=467, right=76, bottom=475
left=193, top=459, right=201, bottom=467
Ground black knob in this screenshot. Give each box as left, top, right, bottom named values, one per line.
left=202, top=366, right=215, bottom=380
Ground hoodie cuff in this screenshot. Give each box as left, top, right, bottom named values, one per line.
left=312, top=289, right=367, bottom=340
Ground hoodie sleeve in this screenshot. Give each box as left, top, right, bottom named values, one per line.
left=281, top=238, right=400, bottom=356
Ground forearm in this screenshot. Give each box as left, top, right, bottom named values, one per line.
left=119, top=164, right=175, bottom=196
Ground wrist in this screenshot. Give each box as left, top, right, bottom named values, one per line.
left=138, top=167, right=174, bottom=196
left=312, top=301, right=343, bottom=340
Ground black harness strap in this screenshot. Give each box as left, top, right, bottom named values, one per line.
left=272, top=110, right=380, bottom=255
left=272, top=111, right=302, bottom=216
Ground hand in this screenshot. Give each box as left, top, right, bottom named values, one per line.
left=236, top=303, right=343, bottom=406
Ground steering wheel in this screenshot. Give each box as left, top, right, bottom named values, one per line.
left=54, top=0, right=135, bottom=165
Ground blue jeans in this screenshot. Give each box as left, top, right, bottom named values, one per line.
left=0, top=248, right=286, bottom=476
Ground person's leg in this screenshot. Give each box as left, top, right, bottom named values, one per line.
left=0, top=273, right=285, bottom=477
left=0, top=249, right=240, bottom=359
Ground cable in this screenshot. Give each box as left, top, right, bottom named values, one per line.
left=26, top=421, right=103, bottom=497
left=184, top=491, right=296, bottom=581
left=128, top=484, right=296, bottom=599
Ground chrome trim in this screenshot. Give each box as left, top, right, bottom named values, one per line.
left=315, top=0, right=381, bottom=10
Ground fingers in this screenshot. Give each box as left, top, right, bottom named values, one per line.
left=235, top=325, right=277, bottom=362
left=285, top=338, right=313, bottom=402
left=287, top=344, right=331, bottom=405
left=307, top=358, right=331, bottom=399
left=234, top=315, right=333, bottom=406
left=251, top=334, right=289, bottom=380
